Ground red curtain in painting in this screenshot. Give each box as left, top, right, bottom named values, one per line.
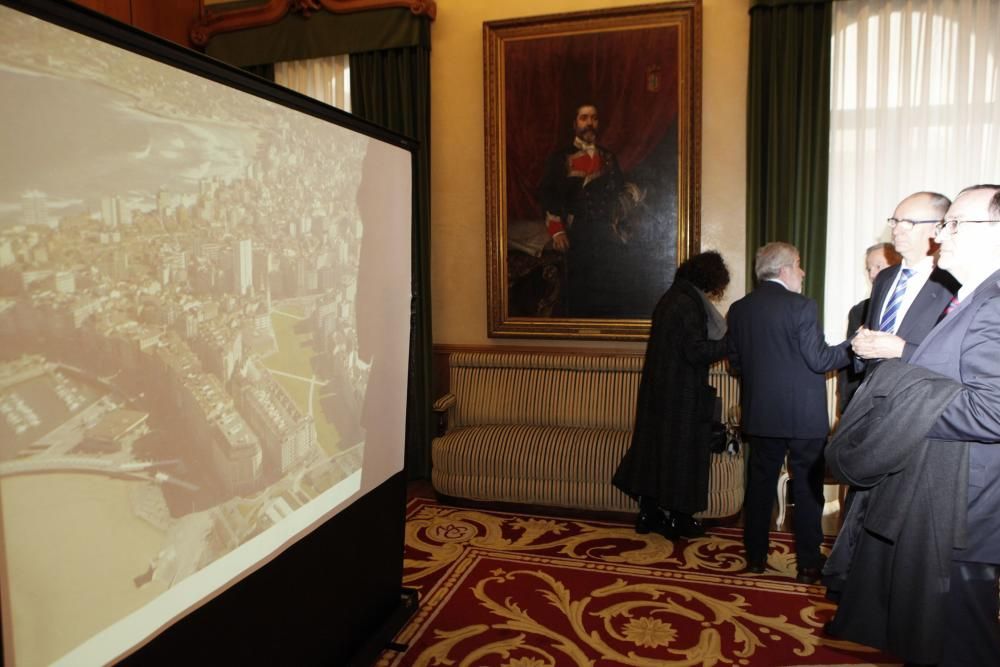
left=504, top=25, right=680, bottom=222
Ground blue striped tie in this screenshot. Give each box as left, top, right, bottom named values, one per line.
left=879, top=268, right=913, bottom=332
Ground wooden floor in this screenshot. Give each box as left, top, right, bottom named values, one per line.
left=407, top=479, right=845, bottom=537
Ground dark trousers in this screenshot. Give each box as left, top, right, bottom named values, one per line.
left=939, top=560, right=1000, bottom=666
left=743, top=436, right=825, bottom=568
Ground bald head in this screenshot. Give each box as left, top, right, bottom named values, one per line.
left=897, top=191, right=951, bottom=218
left=890, top=191, right=950, bottom=265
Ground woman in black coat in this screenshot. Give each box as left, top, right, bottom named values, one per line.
left=612, top=251, right=730, bottom=539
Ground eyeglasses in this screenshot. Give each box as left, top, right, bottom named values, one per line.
left=886, top=218, right=941, bottom=229
left=934, top=219, right=1000, bottom=235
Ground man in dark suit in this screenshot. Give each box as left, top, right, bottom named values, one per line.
left=726, top=242, right=850, bottom=583
left=837, top=242, right=900, bottom=412
left=849, top=191, right=959, bottom=364
left=901, top=185, right=1000, bottom=665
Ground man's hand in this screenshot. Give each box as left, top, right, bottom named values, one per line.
left=551, top=233, right=570, bottom=252
left=851, top=327, right=906, bottom=360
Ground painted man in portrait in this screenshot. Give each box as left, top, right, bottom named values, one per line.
left=538, top=103, right=643, bottom=318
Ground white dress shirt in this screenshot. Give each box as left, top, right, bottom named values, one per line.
left=877, top=256, right=935, bottom=334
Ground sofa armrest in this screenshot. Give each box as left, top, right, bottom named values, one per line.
left=432, top=392, right=457, bottom=436
left=432, top=393, right=457, bottom=412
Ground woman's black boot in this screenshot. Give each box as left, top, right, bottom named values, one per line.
left=636, top=497, right=678, bottom=539
left=672, top=511, right=706, bottom=538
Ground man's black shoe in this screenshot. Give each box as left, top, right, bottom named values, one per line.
left=795, top=566, right=823, bottom=584
left=796, top=555, right=827, bottom=584
left=743, top=560, right=766, bottom=574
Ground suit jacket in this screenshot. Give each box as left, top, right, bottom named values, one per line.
left=908, top=268, right=1000, bottom=563
left=824, top=360, right=965, bottom=662
left=837, top=297, right=869, bottom=412
left=726, top=280, right=849, bottom=439
left=864, top=264, right=959, bottom=360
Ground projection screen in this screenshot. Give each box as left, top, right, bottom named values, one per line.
left=0, top=2, right=413, bottom=664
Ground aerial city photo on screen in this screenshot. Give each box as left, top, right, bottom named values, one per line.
left=0, top=6, right=384, bottom=661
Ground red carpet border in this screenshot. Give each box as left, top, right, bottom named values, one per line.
left=377, top=499, right=900, bottom=666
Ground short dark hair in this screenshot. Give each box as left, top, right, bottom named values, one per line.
left=675, top=250, right=730, bottom=298
left=957, top=184, right=1000, bottom=218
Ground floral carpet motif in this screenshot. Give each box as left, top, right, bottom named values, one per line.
left=377, top=499, right=900, bottom=667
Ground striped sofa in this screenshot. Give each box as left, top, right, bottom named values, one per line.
left=431, top=351, right=745, bottom=518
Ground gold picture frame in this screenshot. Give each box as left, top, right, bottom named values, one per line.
left=484, top=1, right=702, bottom=341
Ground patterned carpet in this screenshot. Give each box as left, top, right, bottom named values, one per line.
left=376, top=499, right=901, bottom=667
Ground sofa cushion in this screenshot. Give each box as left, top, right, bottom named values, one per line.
left=448, top=352, right=642, bottom=431
left=432, top=422, right=746, bottom=518
left=432, top=424, right=634, bottom=511
left=696, top=450, right=746, bottom=519
left=432, top=352, right=747, bottom=519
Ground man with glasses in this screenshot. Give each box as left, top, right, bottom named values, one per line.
left=909, top=184, right=1000, bottom=664
left=851, top=191, right=959, bottom=364
left=827, top=185, right=1000, bottom=665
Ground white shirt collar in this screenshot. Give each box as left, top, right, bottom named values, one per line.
left=573, top=136, right=596, bottom=155
left=900, top=255, right=935, bottom=275
left=957, top=261, right=1000, bottom=301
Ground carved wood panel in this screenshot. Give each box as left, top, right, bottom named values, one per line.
left=67, top=0, right=131, bottom=24
left=190, top=0, right=436, bottom=47
left=68, top=0, right=201, bottom=49
left=132, top=0, right=201, bottom=48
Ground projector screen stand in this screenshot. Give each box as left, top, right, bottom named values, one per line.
left=347, top=587, right=419, bottom=666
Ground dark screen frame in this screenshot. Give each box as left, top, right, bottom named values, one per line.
left=0, top=0, right=415, bottom=663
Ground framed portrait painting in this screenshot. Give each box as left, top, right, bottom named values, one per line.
left=484, top=1, right=702, bottom=340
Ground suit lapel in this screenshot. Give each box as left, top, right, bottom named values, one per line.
left=914, top=275, right=1000, bottom=354
left=896, top=272, right=948, bottom=339
left=868, top=265, right=899, bottom=328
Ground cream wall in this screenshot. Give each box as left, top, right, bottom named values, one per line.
left=430, top=0, right=750, bottom=350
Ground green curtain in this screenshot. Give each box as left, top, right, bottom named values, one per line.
left=746, top=0, right=832, bottom=317
left=351, top=47, right=433, bottom=480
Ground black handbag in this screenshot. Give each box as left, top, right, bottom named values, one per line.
left=709, top=395, right=741, bottom=454
left=710, top=419, right=741, bottom=454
